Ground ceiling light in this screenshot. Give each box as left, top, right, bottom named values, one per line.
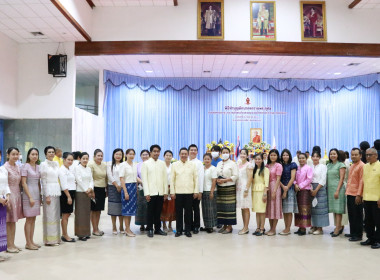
left=334, top=72, right=341, bottom=75
left=241, top=70, right=249, bottom=74
left=145, top=70, right=153, bottom=73
left=312, top=62, right=316, bottom=65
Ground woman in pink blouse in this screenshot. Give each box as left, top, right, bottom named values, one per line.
left=5, top=147, right=24, bottom=253
left=294, top=153, right=313, bottom=235
left=265, top=149, right=283, bottom=236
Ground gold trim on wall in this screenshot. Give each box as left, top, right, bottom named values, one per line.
left=197, top=0, right=224, bottom=40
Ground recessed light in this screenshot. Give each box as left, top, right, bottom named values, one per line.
left=312, top=62, right=316, bottom=65
left=145, top=70, right=153, bottom=73
left=241, top=70, right=249, bottom=74
left=334, top=72, right=341, bottom=75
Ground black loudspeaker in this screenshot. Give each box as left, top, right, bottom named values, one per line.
left=48, top=54, right=67, bottom=77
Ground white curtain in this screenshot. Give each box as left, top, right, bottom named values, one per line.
left=72, top=107, right=104, bottom=159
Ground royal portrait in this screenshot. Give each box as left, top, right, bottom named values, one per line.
left=250, top=1, right=276, bottom=41
left=300, top=1, right=327, bottom=41
left=198, top=0, right=224, bottom=40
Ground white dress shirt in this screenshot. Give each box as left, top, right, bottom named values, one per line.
left=74, top=164, right=94, bottom=192
left=58, top=165, right=76, bottom=191
left=190, top=158, right=204, bottom=193
left=107, top=162, right=121, bottom=185
left=119, top=162, right=137, bottom=183
left=203, top=165, right=217, bottom=192
left=170, top=160, right=199, bottom=194
left=311, top=163, right=327, bottom=185
left=216, top=159, right=238, bottom=186
left=0, top=166, right=11, bottom=198
left=40, top=160, right=61, bottom=197
left=141, top=158, right=168, bottom=196
left=292, top=156, right=300, bottom=166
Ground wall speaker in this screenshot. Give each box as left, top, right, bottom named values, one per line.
left=48, top=54, right=67, bottom=77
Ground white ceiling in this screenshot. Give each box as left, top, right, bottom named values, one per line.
left=92, top=0, right=174, bottom=6
left=0, top=0, right=84, bottom=43
left=355, top=0, right=380, bottom=8
left=76, top=54, right=380, bottom=85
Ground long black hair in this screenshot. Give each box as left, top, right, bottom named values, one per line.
left=253, top=153, right=265, bottom=178
left=280, top=149, right=292, bottom=165
left=111, top=148, right=124, bottom=173
left=267, top=149, right=280, bottom=164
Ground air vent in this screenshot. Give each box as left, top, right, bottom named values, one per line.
left=279, top=71, right=287, bottom=74
left=245, top=61, right=259, bottom=65
left=139, top=60, right=150, bottom=64
left=203, top=70, right=211, bottom=73
left=30, top=32, right=45, bottom=36
left=347, top=63, right=361, bottom=66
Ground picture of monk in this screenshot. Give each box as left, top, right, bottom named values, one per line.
left=251, top=128, right=262, bottom=143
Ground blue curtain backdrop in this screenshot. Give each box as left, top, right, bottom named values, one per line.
left=103, top=71, right=380, bottom=161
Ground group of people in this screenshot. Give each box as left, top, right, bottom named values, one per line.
left=0, top=139, right=379, bottom=262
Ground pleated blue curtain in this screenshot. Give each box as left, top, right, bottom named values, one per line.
left=103, top=71, right=380, bottom=161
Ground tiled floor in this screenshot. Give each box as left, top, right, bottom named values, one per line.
left=1, top=211, right=379, bottom=280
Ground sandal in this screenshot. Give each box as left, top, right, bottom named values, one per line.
left=6, top=248, right=19, bottom=253
left=92, top=232, right=102, bottom=236
left=25, top=245, right=38, bottom=250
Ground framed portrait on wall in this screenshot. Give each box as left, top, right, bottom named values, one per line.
left=250, top=128, right=263, bottom=144
left=198, top=0, right=224, bottom=40
left=300, top=1, right=327, bottom=41
left=250, top=1, right=276, bottom=41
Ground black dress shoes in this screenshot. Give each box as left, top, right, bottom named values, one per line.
left=79, top=237, right=87, bottom=241
left=206, top=228, right=213, bottom=233
left=61, top=236, right=76, bottom=243
left=147, top=230, right=154, bottom=238
left=193, top=228, right=199, bottom=234
left=360, top=239, right=374, bottom=246
left=344, top=234, right=352, bottom=238
left=175, top=231, right=182, bottom=237
left=216, top=224, right=222, bottom=229
left=371, top=242, right=380, bottom=249
left=185, top=231, right=192, bottom=238
left=349, top=237, right=362, bottom=242
left=154, top=229, right=167, bottom=236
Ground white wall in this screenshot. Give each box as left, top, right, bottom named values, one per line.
left=92, top=0, right=380, bottom=43
left=60, top=0, right=93, bottom=37
left=0, top=33, right=18, bottom=119
left=17, top=42, right=76, bottom=119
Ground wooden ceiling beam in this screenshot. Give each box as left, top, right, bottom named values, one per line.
left=75, top=40, right=380, bottom=57
left=349, top=0, right=362, bottom=9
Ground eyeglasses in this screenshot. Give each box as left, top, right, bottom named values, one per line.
left=365, top=154, right=376, bottom=157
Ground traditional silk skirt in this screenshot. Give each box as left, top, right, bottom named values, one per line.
left=75, top=192, right=91, bottom=238
left=22, top=178, right=41, bottom=217
left=311, top=183, right=330, bottom=227
left=43, top=196, right=61, bottom=245
left=216, top=184, right=237, bottom=225
left=202, top=191, right=217, bottom=228
left=0, top=204, right=7, bottom=252
left=107, top=185, right=122, bottom=216
left=252, top=191, right=267, bottom=213
left=295, top=190, right=312, bottom=228
left=282, top=186, right=299, bottom=214
left=161, top=186, right=175, bottom=222
left=328, top=183, right=346, bottom=214
left=121, top=183, right=137, bottom=216
left=7, top=186, right=24, bottom=223
left=135, top=189, right=147, bottom=225
left=266, top=180, right=283, bottom=219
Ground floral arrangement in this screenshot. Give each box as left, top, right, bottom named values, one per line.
left=206, top=140, right=235, bottom=151
left=243, top=141, right=271, bottom=154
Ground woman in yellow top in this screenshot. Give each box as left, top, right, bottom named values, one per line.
left=247, top=153, right=269, bottom=236
left=88, top=149, right=107, bottom=236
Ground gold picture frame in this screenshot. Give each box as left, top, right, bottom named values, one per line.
left=250, top=1, right=276, bottom=41
left=250, top=128, right=263, bottom=144
left=197, top=0, right=224, bottom=40
left=300, top=1, right=327, bottom=42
